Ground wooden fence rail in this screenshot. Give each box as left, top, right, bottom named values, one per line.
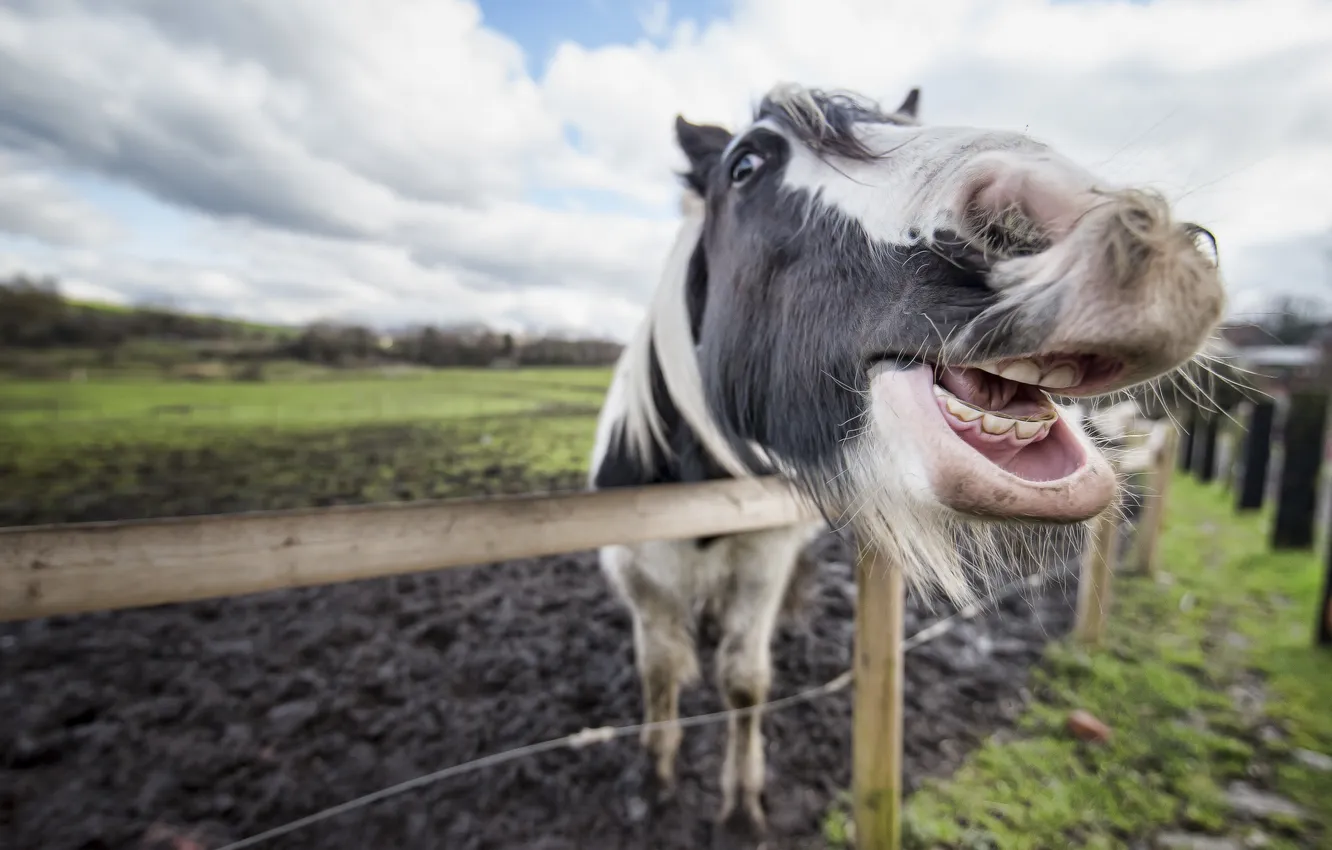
left=0, top=477, right=816, bottom=622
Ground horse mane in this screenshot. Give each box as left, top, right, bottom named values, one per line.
left=612, top=190, right=755, bottom=479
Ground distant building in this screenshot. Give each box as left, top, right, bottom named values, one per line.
left=1212, top=321, right=1329, bottom=392
left=1315, top=325, right=1332, bottom=369
left=1218, top=322, right=1282, bottom=349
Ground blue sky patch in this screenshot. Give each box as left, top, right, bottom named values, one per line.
left=477, top=0, right=731, bottom=74
left=62, top=172, right=193, bottom=256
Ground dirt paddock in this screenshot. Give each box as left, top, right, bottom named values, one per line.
left=0, top=511, right=1122, bottom=850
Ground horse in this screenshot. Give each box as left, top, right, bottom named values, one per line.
left=587, top=83, right=1225, bottom=828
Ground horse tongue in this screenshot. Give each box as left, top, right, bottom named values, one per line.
left=952, top=424, right=1026, bottom=468
left=938, top=367, right=1016, bottom=410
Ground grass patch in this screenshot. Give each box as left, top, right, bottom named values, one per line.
left=828, top=477, right=1332, bottom=849
left=0, top=368, right=611, bottom=526
left=0, top=367, right=610, bottom=451
left=0, top=414, right=601, bottom=526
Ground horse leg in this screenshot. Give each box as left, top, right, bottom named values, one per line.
left=634, top=603, right=698, bottom=790
left=602, top=544, right=699, bottom=791
left=714, top=532, right=804, bottom=829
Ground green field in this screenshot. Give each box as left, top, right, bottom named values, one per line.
left=0, top=367, right=612, bottom=526
left=1, top=367, right=612, bottom=443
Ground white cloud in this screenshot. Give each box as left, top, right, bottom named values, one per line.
left=0, top=0, right=1329, bottom=339
left=640, top=1, right=672, bottom=41
left=0, top=153, right=123, bottom=247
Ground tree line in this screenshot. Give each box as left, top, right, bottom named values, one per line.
left=0, top=274, right=623, bottom=368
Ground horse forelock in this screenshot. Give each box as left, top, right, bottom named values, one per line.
left=754, top=84, right=918, bottom=163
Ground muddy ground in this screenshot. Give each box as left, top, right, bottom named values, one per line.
left=0, top=509, right=1122, bottom=850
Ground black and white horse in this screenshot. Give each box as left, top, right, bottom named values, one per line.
left=588, top=83, right=1224, bottom=826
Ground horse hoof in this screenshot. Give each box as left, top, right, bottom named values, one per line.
left=643, top=766, right=677, bottom=805
left=716, top=799, right=766, bottom=841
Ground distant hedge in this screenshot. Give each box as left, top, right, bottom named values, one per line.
left=0, top=274, right=623, bottom=368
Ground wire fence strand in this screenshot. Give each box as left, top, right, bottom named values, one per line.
left=214, top=561, right=1074, bottom=850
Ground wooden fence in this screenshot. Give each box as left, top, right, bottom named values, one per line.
left=0, top=421, right=1181, bottom=850
left=1223, top=389, right=1332, bottom=647
left=0, top=477, right=815, bottom=621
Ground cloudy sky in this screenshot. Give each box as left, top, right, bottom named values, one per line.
left=1, top=0, right=1329, bottom=340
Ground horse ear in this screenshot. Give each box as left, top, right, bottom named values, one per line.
left=894, top=87, right=920, bottom=119
left=675, top=115, right=733, bottom=195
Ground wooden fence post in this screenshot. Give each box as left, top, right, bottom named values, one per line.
left=1178, top=403, right=1198, bottom=473
left=1219, top=416, right=1242, bottom=492
left=1193, top=411, right=1220, bottom=483
left=1272, top=391, right=1329, bottom=550
left=1133, top=424, right=1179, bottom=576
left=853, top=544, right=905, bottom=850
left=1075, top=497, right=1122, bottom=646
left=1318, top=524, right=1332, bottom=648
left=1237, top=401, right=1276, bottom=512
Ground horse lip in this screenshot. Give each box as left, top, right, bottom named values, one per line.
left=865, top=352, right=930, bottom=374
left=867, top=366, right=1117, bottom=523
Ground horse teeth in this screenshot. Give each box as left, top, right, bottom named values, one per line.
left=932, top=383, right=954, bottom=398
left=1015, top=419, right=1043, bottom=440
left=1039, top=365, right=1080, bottom=389
left=945, top=398, right=984, bottom=422
left=975, top=359, right=1039, bottom=384
left=974, top=359, right=1081, bottom=390
left=981, top=413, right=1015, bottom=435
left=997, top=360, right=1043, bottom=385
left=1035, top=399, right=1060, bottom=421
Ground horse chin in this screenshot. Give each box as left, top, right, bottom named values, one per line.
left=866, top=364, right=1116, bottom=523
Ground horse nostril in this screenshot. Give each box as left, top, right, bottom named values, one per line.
left=961, top=157, right=1096, bottom=254
left=961, top=170, right=1053, bottom=261
left=979, top=214, right=1049, bottom=259
left=965, top=199, right=1050, bottom=261
left=1182, top=222, right=1219, bottom=269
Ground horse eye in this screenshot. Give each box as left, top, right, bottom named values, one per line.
left=729, top=152, right=765, bottom=185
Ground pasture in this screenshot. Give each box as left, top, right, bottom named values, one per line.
left=0, top=367, right=611, bottom=526
left=0, top=366, right=612, bottom=443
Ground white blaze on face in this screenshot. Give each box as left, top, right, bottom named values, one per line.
left=774, top=119, right=1104, bottom=254
left=774, top=120, right=965, bottom=243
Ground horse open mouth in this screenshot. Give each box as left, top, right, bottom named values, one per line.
left=932, top=352, right=1122, bottom=481
left=868, top=356, right=1120, bottom=522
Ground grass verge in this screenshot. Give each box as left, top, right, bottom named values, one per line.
left=828, top=476, right=1332, bottom=849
